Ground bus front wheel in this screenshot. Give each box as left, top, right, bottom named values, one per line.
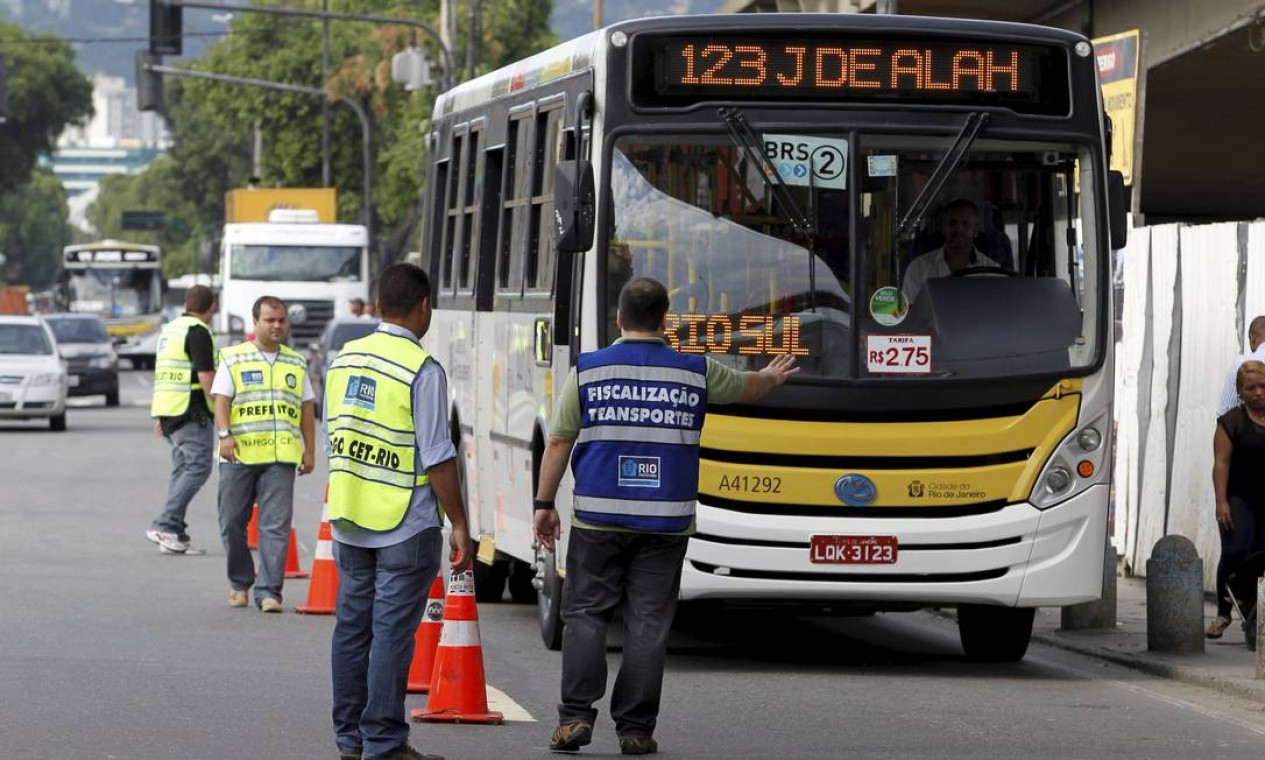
left=536, top=544, right=564, bottom=650
left=957, top=604, right=1035, bottom=662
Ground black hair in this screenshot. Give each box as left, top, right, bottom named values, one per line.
left=252, top=295, right=286, bottom=321
left=618, top=277, right=670, bottom=332
left=185, top=285, right=215, bottom=314
left=378, top=263, right=431, bottom=318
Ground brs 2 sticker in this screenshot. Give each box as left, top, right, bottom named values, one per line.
left=344, top=376, right=377, bottom=409
left=618, top=456, right=661, bottom=488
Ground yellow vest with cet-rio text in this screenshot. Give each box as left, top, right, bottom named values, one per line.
left=151, top=315, right=218, bottom=418
left=325, top=331, right=431, bottom=531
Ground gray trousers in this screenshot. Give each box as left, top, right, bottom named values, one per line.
left=558, top=527, right=689, bottom=739
left=150, top=420, right=215, bottom=541
left=217, top=462, right=295, bottom=606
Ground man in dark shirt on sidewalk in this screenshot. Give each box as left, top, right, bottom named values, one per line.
left=146, top=285, right=219, bottom=555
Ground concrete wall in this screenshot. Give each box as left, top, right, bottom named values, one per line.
left=1114, top=220, right=1265, bottom=589
left=1094, top=0, right=1261, bottom=64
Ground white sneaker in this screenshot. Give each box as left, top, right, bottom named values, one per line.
left=154, top=532, right=188, bottom=554
left=145, top=529, right=163, bottom=544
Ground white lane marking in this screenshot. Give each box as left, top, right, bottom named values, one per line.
left=133, top=373, right=152, bottom=388
left=1028, top=653, right=1265, bottom=737
left=486, top=685, right=535, bottom=722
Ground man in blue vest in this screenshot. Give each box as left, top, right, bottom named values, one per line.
left=534, top=277, right=798, bottom=756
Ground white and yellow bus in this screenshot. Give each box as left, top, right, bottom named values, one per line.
left=58, top=240, right=165, bottom=368
left=420, top=13, right=1128, bottom=660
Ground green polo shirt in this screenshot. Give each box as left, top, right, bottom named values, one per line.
left=549, top=337, right=749, bottom=535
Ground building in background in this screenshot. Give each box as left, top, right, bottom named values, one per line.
left=43, top=74, right=169, bottom=231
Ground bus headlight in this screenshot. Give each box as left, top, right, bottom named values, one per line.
left=89, top=355, right=115, bottom=369
left=1076, top=427, right=1102, bottom=452
left=1044, top=466, right=1072, bottom=495
left=229, top=315, right=245, bottom=333
left=1031, top=413, right=1110, bottom=509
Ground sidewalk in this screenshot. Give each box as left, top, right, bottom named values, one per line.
left=1032, top=575, right=1265, bottom=703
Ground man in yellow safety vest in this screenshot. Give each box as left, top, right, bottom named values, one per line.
left=325, top=263, right=472, bottom=760
left=211, top=296, right=316, bottom=612
left=146, top=284, right=218, bottom=555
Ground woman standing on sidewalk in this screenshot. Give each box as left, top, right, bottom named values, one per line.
left=1209, top=360, right=1265, bottom=638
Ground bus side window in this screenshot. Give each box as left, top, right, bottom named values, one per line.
left=457, top=127, right=483, bottom=294
left=427, top=156, right=449, bottom=294
left=441, top=132, right=465, bottom=293
left=527, top=107, right=564, bottom=292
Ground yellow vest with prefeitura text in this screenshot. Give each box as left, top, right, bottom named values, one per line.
left=222, top=341, right=307, bottom=465
left=150, top=315, right=218, bottom=418
left=325, top=331, right=431, bottom=532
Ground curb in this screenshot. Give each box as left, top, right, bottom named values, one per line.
left=1031, top=630, right=1265, bottom=704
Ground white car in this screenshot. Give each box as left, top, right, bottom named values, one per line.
left=0, top=315, right=69, bottom=431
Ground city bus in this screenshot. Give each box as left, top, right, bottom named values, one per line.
left=58, top=240, right=165, bottom=368
left=420, top=13, right=1128, bottom=660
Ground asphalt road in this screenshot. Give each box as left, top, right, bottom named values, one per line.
left=2, top=369, right=1264, bottom=759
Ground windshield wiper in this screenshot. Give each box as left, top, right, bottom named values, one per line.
left=717, top=107, right=813, bottom=237
left=718, top=106, right=823, bottom=317
left=896, top=112, right=990, bottom=239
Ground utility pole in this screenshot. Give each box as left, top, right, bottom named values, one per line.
left=593, top=0, right=603, bottom=31
left=321, top=0, right=331, bottom=188
left=466, top=0, right=481, bottom=81
left=877, top=0, right=899, bottom=13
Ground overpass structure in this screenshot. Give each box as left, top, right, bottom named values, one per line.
left=722, top=0, right=1265, bottom=224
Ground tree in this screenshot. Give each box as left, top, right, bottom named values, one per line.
left=0, top=168, right=75, bottom=288
left=85, top=156, right=207, bottom=279
left=0, top=19, right=93, bottom=194
left=84, top=0, right=559, bottom=275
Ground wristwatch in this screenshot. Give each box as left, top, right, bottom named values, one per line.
left=217, top=429, right=232, bottom=440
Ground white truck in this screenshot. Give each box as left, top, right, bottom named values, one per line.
left=217, top=209, right=370, bottom=346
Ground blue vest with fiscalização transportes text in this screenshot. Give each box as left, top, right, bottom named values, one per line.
left=571, top=341, right=708, bottom=532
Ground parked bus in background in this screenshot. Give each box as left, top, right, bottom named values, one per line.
left=420, top=13, right=1129, bottom=661
left=217, top=208, right=369, bottom=346
left=57, top=240, right=164, bottom=369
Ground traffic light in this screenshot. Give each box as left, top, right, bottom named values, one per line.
left=149, top=0, right=183, bottom=56
left=136, top=51, right=163, bottom=112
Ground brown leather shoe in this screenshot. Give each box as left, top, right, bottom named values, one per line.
left=619, top=736, right=658, bottom=755
left=375, top=744, right=443, bottom=760
left=549, top=721, right=593, bottom=752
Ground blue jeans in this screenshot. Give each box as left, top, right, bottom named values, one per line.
left=559, top=527, right=689, bottom=739
left=217, top=462, right=295, bottom=605
left=331, top=528, right=442, bottom=759
left=150, top=420, right=215, bottom=541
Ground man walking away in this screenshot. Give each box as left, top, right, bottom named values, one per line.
left=326, top=263, right=473, bottom=760
left=1216, top=315, right=1265, bottom=417
left=534, top=277, right=798, bottom=756
left=147, top=285, right=218, bottom=555
left=211, top=296, right=316, bottom=612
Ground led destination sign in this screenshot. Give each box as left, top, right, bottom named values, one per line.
left=634, top=35, right=1069, bottom=114
left=65, top=249, right=159, bottom=265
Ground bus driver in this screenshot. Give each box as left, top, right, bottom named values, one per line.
left=901, top=198, right=1002, bottom=304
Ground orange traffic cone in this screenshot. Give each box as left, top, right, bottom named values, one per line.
left=295, top=495, right=338, bottom=614
left=406, top=572, right=447, bottom=693
left=412, top=570, right=503, bottom=724
left=247, top=504, right=259, bottom=549
left=284, top=527, right=309, bottom=579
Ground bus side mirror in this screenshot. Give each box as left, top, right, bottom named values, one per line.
left=1108, top=170, right=1128, bottom=250
left=555, top=159, right=595, bottom=254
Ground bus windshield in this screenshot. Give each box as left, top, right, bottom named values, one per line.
left=229, top=245, right=363, bottom=282
left=607, top=134, right=1102, bottom=382
left=63, top=268, right=163, bottom=319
